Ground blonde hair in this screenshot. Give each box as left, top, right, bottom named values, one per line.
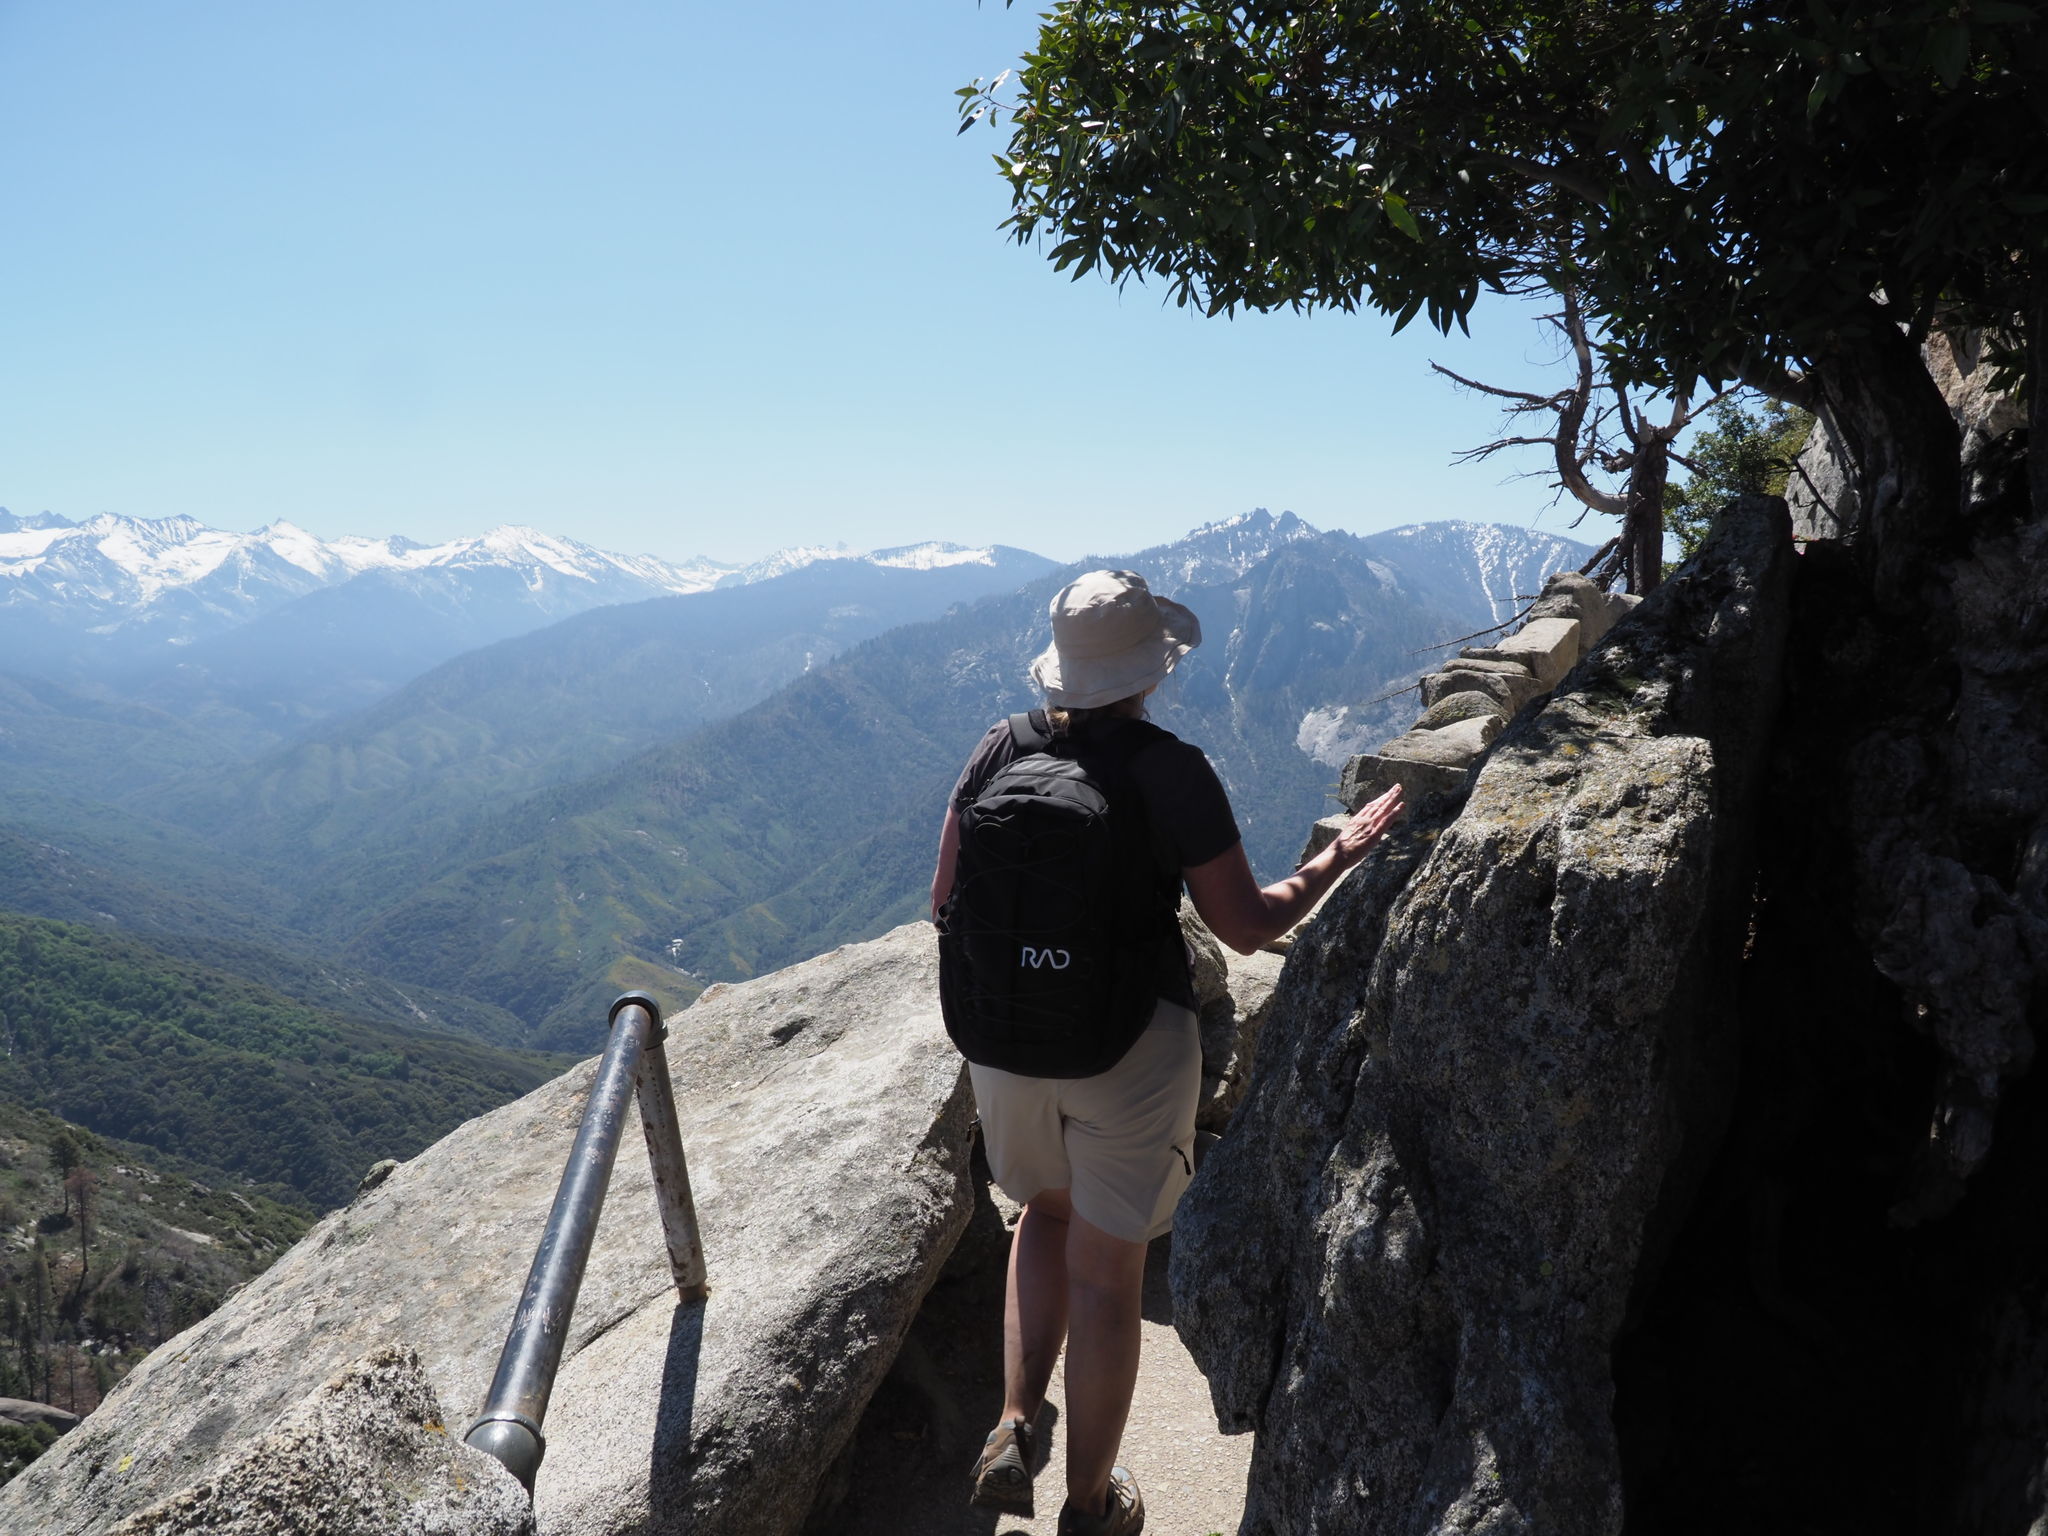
left=1046, top=692, right=1149, bottom=736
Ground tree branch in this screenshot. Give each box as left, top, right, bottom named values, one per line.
left=1430, top=360, right=1568, bottom=409
left=1463, top=150, right=1608, bottom=209
left=1553, top=287, right=1628, bottom=517
left=1735, top=356, right=1818, bottom=412
left=1452, top=435, right=1570, bottom=464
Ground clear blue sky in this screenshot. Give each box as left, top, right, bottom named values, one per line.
left=0, top=1, right=1603, bottom=565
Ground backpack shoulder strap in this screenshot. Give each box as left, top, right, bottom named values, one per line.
left=1007, top=710, right=1053, bottom=754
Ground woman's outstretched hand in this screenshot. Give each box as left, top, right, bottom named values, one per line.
left=1330, top=783, right=1405, bottom=870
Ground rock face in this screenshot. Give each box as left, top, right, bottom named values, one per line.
left=1171, top=498, right=1794, bottom=1534
left=112, top=1347, right=532, bottom=1536
left=1182, top=900, right=1289, bottom=1131
left=0, top=924, right=974, bottom=1536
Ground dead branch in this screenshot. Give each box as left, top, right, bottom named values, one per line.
left=1430, top=361, right=1568, bottom=410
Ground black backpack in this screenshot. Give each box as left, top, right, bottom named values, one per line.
left=937, top=710, right=1181, bottom=1078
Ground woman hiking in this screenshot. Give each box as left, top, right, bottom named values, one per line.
left=930, top=568, right=1404, bottom=1536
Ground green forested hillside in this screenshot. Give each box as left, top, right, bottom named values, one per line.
left=0, top=913, right=571, bottom=1207
left=0, top=1104, right=313, bottom=1484
left=0, top=804, right=528, bottom=1045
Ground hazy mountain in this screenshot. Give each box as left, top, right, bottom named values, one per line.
left=140, top=545, right=1060, bottom=864
left=715, top=539, right=1026, bottom=586
left=266, top=513, right=1591, bottom=1047
left=0, top=670, right=251, bottom=802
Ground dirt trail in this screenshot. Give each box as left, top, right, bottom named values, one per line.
left=819, top=1161, right=1249, bottom=1536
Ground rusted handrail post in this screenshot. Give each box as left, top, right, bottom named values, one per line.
left=464, top=991, right=706, bottom=1490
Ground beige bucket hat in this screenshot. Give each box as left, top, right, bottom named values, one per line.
left=1028, top=569, right=1202, bottom=709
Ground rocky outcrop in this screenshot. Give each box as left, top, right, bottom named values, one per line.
left=1172, top=497, right=1793, bottom=1534
left=0, top=924, right=974, bottom=1536
left=0, top=1398, right=79, bottom=1434
left=1182, top=901, right=1288, bottom=1132
left=112, top=1347, right=531, bottom=1536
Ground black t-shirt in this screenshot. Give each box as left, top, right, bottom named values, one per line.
left=949, top=718, right=1242, bottom=873
left=948, top=716, right=1242, bottom=1009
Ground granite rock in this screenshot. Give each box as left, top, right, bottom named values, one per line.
left=0, top=924, right=975, bottom=1536
left=1183, top=899, right=1290, bottom=1131
left=1172, top=496, right=1794, bottom=1535
left=1298, top=813, right=1351, bottom=866
left=1420, top=663, right=1548, bottom=715
left=112, top=1347, right=532, bottom=1536
left=1337, top=753, right=1470, bottom=812
left=1413, top=690, right=1509, bottom=732
left=1462, top=615, right=1581, bottom=689
left=1525, top=571, right=1636, bottom=657
left=0, top=1398, right=79, bottom=1434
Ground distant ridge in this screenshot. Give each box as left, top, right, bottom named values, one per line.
left=0, top=507, right=1037, bottom=653
left=716, top=539, right=1028, bottom=586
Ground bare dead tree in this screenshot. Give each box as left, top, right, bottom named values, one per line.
left=65, top=1167, right=97, bottom=1280
left=1435, top=284, right=1724, bottom=596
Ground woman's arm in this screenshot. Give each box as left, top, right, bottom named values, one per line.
left=930, top=806, right=961, bottom=921
left=1183, top=785, right=1405, bottom=954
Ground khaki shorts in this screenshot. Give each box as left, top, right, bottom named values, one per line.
left=968, top=1000, right=1202, bottom=1244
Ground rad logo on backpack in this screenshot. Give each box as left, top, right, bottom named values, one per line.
left=937, top=710, right=1179, bottom=1079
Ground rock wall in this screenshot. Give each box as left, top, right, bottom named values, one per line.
left=1171, top=498, right=1794, bottom=1534
left=0, top=924, right=974, bottom=1536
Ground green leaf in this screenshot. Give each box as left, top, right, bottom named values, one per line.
left=1383, top=193, right=1421, bottom=241
left=1929, top=23, right=1970, bottom=86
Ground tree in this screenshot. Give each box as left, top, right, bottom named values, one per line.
left=27, top=1244, right=51, bottom=1404
left=967, top=0, right=2045, bottom=598
left=64, top=1167, right=97, bottom=1280
left=1432, top=281, right=1718, bottom=593
left=1664, top=397, right=1816, bottom=562
left=49, top=1131, right=82, bottom=1221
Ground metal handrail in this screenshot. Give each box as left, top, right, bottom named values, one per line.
left=464, top=991, right=707, bottom=1490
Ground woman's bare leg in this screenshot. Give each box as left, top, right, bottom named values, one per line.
left=1001, top=1188, right=1073, bottom=1424
left=1060, top=1209, right=1148, bottom=1516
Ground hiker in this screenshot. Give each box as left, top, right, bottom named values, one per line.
left=930, top=568, right=1404, bottom=1536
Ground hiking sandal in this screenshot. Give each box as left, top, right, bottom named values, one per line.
left=969, top=1415, right=1035, bottom=1515
left=1057, top=1465, right=1144, bottom=1536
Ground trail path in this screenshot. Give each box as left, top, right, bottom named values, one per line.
left=824, top=1166, right=1249, bottom=1536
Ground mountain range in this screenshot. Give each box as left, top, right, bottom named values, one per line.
left=0, top=504, right=1589, bottom=1106
left=75, top=510, right=1589, bottom=1047
left=0, top=513, right=1058, bottom=795
left=0, top=509, right=1048, bottom=723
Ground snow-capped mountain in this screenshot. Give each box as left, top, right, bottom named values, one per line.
left=0, top=510, right=1046, bottom=686
left=1115, top=508, right=1321, bottom=589
left=0, top=509, right=736, bottom=637
left=714, top=539, right=1021, bottom=587
left=1363, top=519, right=1591, bottom=626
